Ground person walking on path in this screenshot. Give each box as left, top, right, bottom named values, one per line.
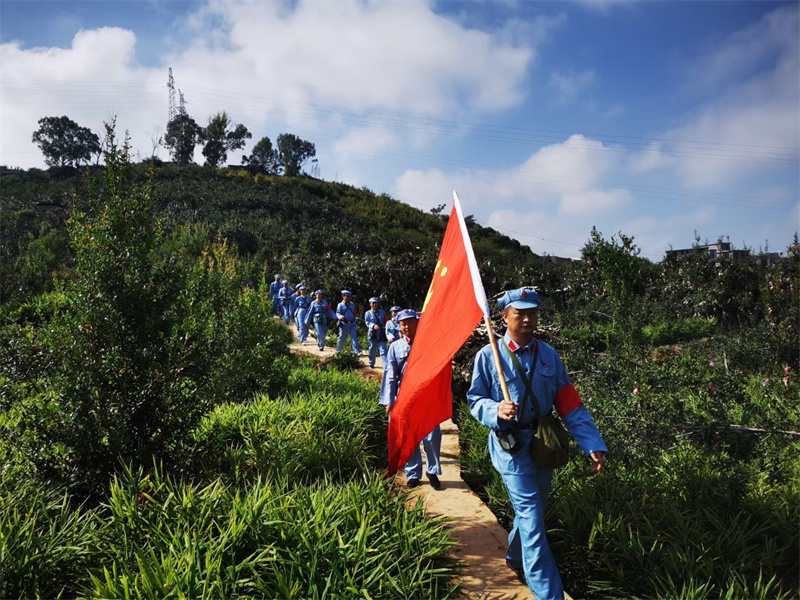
left=380, top=309, right=442, bottom=490
left=269, top=274, right=282, bottom=314
left=336, top=290, right=362, bottom=354
left=386, top=305, right=402, bottom=345
left=278, top=280, right=293, bottom=324
left=467, top=288, right=607, bottom=600
left=290, top=286, right=302, bottom=330
left=294, top=285, right=313, bottom=344
left=306, top=290, right=337, bottom=351
left=365, top=297, right=388, bottom=368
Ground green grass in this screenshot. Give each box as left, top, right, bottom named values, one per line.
left=456, top=334, right=800, bottom=599
left=1, top=363, right=459, bottom=599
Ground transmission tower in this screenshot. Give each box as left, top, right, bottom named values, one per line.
left=167, top=68, right=177, bottom=122
left=178, top=89, right=187, bottom=116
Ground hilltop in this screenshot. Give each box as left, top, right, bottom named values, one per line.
left=1, top=164, right=548, bottom=308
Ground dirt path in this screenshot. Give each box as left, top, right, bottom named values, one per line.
left=286, top=324, right=532, bottom=599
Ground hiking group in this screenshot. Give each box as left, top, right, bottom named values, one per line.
left=268, top=272, right=607, bottom=600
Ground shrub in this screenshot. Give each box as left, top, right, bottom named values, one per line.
left=0, top=128, right=292, bottom=495
left=88, top=464, right=458, bottom=599
left=189, top=367, right=386, bottom=482
left=642, top=317, right=716, bottom=345
left=0, top=481, right=100, bottom=598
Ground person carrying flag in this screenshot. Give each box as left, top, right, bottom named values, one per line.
left=365, top=297, right=388, bottom=368
left=306, top=290, right=337, bottom=351
left=380, top=309, right=442, bottom=490
left=336, top=290, right=362, bottom=354
left=467, top=288, right=607, bottom=600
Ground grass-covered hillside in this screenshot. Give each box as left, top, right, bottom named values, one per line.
left=0, top=135, right=459, bottom=598
left=1, top=129, right=798, bottom=599
left=1, top=159, right=544, bottom=312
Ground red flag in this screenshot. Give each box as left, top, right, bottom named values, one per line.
left=387, top=191, right=490, bottom=476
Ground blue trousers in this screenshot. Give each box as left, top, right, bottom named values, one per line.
left=313, top=321, right=328, bottom=350
left=502, top=469, right=564, bottom=600
left=296, top=309, right=310, bottom=341
left=336, top=323, right=361, bottom=353
left=404, top=425, right=442, bottom=480
left=368, top=337, right=387, bottom=368
left=281, top=302, right=291, bottom=324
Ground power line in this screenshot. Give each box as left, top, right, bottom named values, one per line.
left=5, top=78, right=798, bottom=154
left=3, top=78, right=798, bottom=215
left=309, top=131, right=797, bottom=213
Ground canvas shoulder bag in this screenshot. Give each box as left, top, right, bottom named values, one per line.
left=502, top=340, right=571, bottom=469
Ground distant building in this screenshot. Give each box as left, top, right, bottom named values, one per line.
left=549, top=255, right=581, bottom=265
left=758, top=252, right=784, bottom=267
left=665, top=242, right=748, bottom=262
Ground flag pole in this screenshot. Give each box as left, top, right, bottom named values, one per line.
left=483, top=315, right=513, bottom=405
left=451, top=190, right=514, bottom=407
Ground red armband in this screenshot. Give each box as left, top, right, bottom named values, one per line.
left=554, top=383, right=583, bottom=417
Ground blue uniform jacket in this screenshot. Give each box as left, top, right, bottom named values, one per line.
left=306, top=300, right=336, bottom=324
left=365, top=308, right=386, bottom=331
left=294, top=294, right=312, bottom=317
left=269, top=281, right=281, bottom=298
left=467, top=335, right=607, bottom=475
left=336, top=301, right=357, bottom=324
left=379, top=337, right=411, bottom=407
left=278, top=287, right=293, bottom=305
left=386, top=319, right=400, bottom=342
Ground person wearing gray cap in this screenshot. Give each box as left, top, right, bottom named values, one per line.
left=386, top=305, right=402, bottom=345
left=467, top=288, right=607, bottom=600
left=269, top=274, right=282, bottom=314
left=365, top=297, right=388, bottom=369
left=306, top=290, right=337, bottom=351
left=379, top=309, right=442, bottom=490
left=335, top=290, right=362, bottom=354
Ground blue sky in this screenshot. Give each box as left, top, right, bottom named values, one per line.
left=1, top=0, right=797, bottom=259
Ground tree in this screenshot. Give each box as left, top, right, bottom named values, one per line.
left=31, top=116, right=101, bottom=168
left=163, top=113, right=205, bottom=166
left=242, top=136, right=279, bottom=173
left=202, top=112, right=251, bottom=168
left=277, top=133, right=316, bottom=177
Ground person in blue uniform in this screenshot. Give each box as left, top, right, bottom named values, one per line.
left=386, top=305, right=402, bottom=345
left=306, top=290, right=337, bottom=351
left=365, top=297, right=388, bottom=369
left=336, top=290, right=362, bottom=354
left=277, top=281, right=293, bottom=324
left=289, top=286, right=302, bottom=330
left=467, top=288, right=607, bottom=600
left=269, top=274, right=282, bottom=313
left=294, top=285, right=313, bottom=344
left=379, top=309, right=442, bottom=490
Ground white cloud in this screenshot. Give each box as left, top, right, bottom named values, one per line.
left=1, top=0, right=535, bottom=168
left=659, top=5, right=799, bottom=187
left=395, top=133, right=634, bottom=254
left=395, top=134, right=630, bottom=214
left=686, top=5, right=798, bottom=91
